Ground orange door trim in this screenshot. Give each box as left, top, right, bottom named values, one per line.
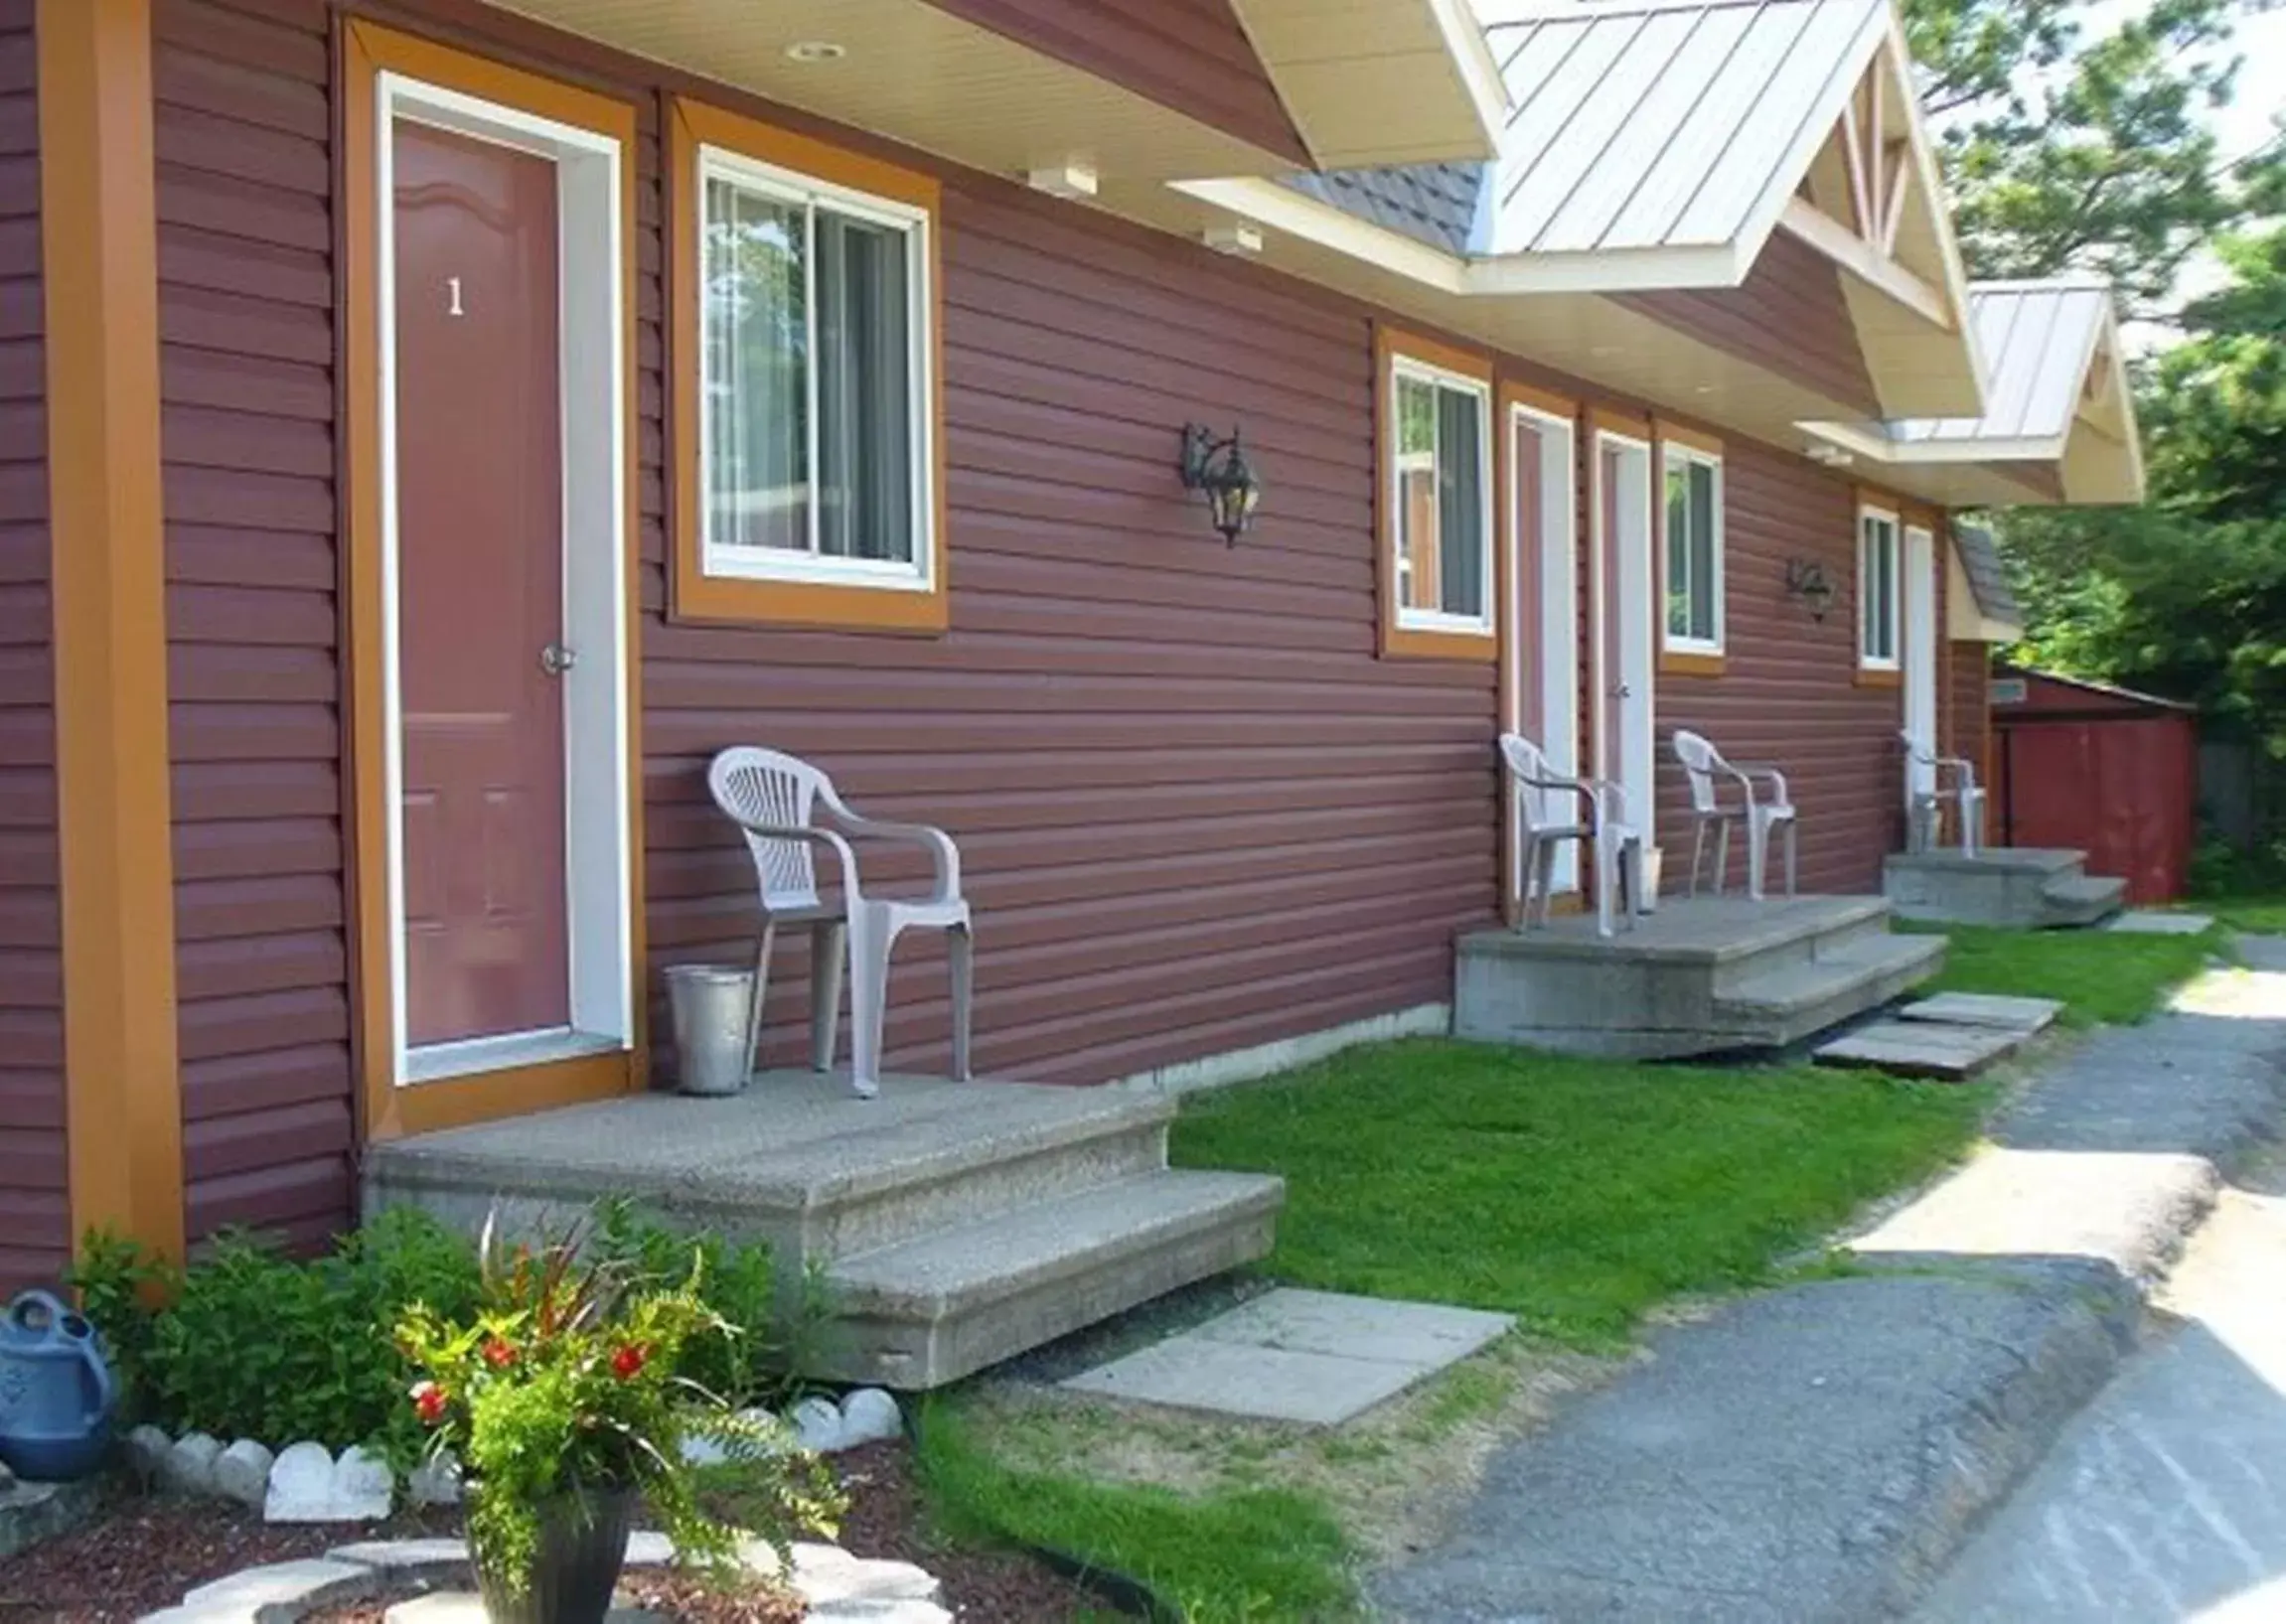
left=341, top=21, right=649, bottom=1142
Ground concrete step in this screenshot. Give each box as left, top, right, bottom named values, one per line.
left=2040, top=872, right=2128, bottom=930
left=1814, top=1017, right=2031, bottom=1080
left=365, top=1073, right=1176, bottom=1266
left=1712, top=934, right=1948, bottom=1047
left=1886, top=847, right=2099, bottom=928
left=821, top=1169, right=1286, bottom=1390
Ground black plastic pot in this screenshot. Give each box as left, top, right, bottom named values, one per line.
left=472, top=1487, right=637, bottom=1624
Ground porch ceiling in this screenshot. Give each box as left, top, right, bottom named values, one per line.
left=488, top=0, right=1295, bottom=181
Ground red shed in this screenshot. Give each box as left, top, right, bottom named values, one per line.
left=1992, top=666, right=2199, bottom=903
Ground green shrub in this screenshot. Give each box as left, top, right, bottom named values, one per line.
left=65, top=1229, right=182, bottom=1421
left=146, top=1209, right=483, bottom=1453
left=69, top=1203, right=828, bottom=1452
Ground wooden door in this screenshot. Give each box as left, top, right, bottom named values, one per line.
left=392, top=120, right=570, bottom=1048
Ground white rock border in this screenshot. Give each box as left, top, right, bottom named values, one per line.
left=135, top=1534, right=950, bottom=1624
left=125, top=1389, right=901, bottom=1524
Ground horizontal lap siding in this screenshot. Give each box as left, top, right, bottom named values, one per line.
left=652, top=181, right=1497, bottom=1084
left=1654, top=443, right=1902, bottom=894
left=0, top=0, right=61, bottom=1294
left=1949, top=640, right=1992, bottom=839
left=156, top=0, right=352, bottom=1253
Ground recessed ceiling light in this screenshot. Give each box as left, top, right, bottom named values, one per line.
left=785, top=41, right=846, bottom=63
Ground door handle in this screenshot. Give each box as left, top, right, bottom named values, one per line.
left=1612, top=682, right=1632, bottom=699
left=539, top=642, right=578, bottom=676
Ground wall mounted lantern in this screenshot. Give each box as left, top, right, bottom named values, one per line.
left=1178, top=424, right=1262, bottom=544
left=1784, top=557, right=1836, bottom=621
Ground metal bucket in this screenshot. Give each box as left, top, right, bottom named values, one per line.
left=665, top=963, right=755, bottom=1098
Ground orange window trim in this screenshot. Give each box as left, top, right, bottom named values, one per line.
left=1375, top=324, right=1497, bottom=662
left=43, top=0, right=185, bottom=1263
left=341, top=21, right=649, bottom=1141
left=668, top=97, right=949, bottom=633
left=1660, top=650, right=1728, bottom=677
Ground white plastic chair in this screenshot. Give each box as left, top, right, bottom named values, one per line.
left=706, top=747, right=973, bottom=1100
left=1671, top=730, right=1797, bottom=902
left=1497, top=733, right=1643, bottom=938
left=1900, top=730, right=1985, bottom=857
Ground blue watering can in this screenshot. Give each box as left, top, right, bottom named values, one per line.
left=0, top=1289, right=116, bottom=1481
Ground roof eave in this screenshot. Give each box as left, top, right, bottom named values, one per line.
left=1230, top=0, right=1508, bottom=169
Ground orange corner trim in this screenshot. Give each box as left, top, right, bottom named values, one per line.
left=42, top=0, right=185, bottom=1265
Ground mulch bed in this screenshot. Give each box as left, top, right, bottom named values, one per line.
left=0, top=1443, right=1097, bottom=1622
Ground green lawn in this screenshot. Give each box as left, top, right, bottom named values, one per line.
left=1912, top=920, right=2223, bottom=1026
left=918, top=1402, right=1354, bottom=1623
left=919, top=1041, right=1989, bottom=1618
left=2188, top=894, right=2286, bottom=935
left=1169, top=1038, right=1987, bottom=1349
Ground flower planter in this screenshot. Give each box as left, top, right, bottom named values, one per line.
left=472, top=1487, right=637, bottom=1624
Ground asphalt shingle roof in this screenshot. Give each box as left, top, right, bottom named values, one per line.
left=1952, top=522, right=2021, bottom=626
left=1279, top=164, right=1487, bottom=255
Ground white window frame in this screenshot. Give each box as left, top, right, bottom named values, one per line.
left=1659, top=443, right=1725, bottom=657
left=693, top=142, right=937, bottom=595
left=1859, top=504, right=1903, bottom=671
left=1387, top=354, right=1495, bottom=636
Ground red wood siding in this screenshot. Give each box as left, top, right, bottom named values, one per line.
left=1948, top=640, right=1992, bottom=842
left=0, top=0, right=63, bottom=1295
left=1619, top=230, right=1880, bottom=418
left=155, top=0, right=352, bottom=1254
left=654, top=181, right=1495, bottom=1085
left=131, top=0, right=1959, bottom=1246
left=135, top=0, right=1492, bottom=1251
left=1653, top=444, right=1904, bottom=893
left=919, top=0, right=1310, bottom=166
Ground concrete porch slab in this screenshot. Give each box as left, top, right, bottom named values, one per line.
left=1060, top=1289, right=1512, bottom=1426
left=1898, top=992, right=2064, bottom=1034
left=1814, top=1019, right=2028, bottom=1081
left=2102, top=910, right=2215, bottom=935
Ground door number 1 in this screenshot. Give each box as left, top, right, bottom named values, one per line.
left=446, top=276, right=465, bottom=318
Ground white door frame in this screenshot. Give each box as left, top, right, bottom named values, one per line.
left=1592, top=427, right=1656, bottom=850
left=1506, top=400, right=1580, bottom=891
left=1903, top=522, right=1938, bottom=806
left=377, top=74, right=636, bottom=1086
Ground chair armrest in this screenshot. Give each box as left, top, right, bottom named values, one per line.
left=1932, top=755, right=1980, bottom=793
left=728, top=821, right=862, bottom=902
left=828, top=809, right=964, bottom=902
left=1725, top=762, right=1792, bottom=806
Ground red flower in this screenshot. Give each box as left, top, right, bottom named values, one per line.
left=482, top=1337, right=516, bottom=1370
left=412, top=1381, right=448, bottom=1425
left=610, top=1343, right=648, bottom=1380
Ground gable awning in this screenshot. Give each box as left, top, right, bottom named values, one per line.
left=1802, top=278, right=2145, bottom=507
left=1170, top=0, right=1983, bottom=418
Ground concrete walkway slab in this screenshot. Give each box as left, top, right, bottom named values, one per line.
left=1061, top=1289, right=1511, bottom=1426
left=1899, top=991, right=2063, bottom=1033
left=1816, top=1018, right=2028, bottom=1080
left=2104, top=910, right=2215, bottom=935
